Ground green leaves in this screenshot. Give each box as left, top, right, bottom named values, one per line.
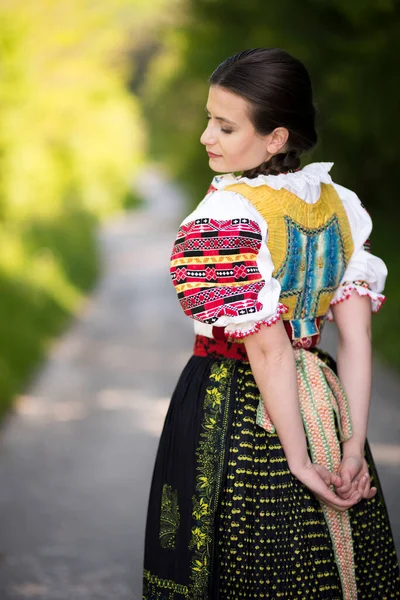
left=0, top=0, right=166, bottom=414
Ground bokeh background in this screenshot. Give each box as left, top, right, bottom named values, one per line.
left=1, top=0, right=399, bottom=421
left=0, top=2, right=399, bottom=598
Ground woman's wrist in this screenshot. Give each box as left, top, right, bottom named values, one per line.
left=342, top=435, right=365, bottom=458
left=287, top=453, right=312, bottom=476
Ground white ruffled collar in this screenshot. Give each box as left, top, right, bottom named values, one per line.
left=211, top=162, right=334, bottom=197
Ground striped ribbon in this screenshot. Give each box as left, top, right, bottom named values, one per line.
left=256, top=348, right=357, bottom=600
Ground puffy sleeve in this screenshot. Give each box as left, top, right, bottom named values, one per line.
left=326, top=183, right=388, bottom=321
left=169, top=188, right=288, bottom=339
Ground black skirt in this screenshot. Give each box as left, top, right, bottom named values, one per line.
left=142, top=341, right=400, bottom=599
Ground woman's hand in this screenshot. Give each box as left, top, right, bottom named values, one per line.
left=335, top=455, right=377, bottom=501
left=291, top=460, right=362, bottom=511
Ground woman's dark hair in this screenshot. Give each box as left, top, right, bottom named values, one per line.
left=209, top=48, right=317, bottom=177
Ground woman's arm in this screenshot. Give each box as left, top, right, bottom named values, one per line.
left=333, top=292, right=372, bottom=454
left=243, top=320, right=308, bottom=471
left=331, top=292, right=377, bottom=499
left=243, top=319, right=362, bottom=511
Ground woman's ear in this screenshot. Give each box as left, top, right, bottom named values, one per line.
left=266, top=127, right=289, bottom=155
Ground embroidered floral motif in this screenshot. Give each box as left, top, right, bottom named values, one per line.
left=159, top=484, right=180, bottom=550
left=143, top=569, right=189, bottom=597
left=189, top=360, right=234, bottom=599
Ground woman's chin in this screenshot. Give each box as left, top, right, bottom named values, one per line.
left=209, top=162, right=231, bottom=174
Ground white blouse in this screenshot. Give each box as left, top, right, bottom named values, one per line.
left=174, top=162, right=387, bottom=339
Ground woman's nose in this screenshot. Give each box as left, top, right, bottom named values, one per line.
left=200, top=124, right=215, bottom=146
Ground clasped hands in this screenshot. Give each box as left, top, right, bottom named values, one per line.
left=291, top=453, right=377, bottom=512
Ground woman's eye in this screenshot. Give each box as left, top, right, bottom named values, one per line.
left=205, top=116, right=232, bottom=134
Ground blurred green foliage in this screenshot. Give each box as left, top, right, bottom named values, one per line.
left=0, top=0, right=181, bottom=418
left=0, top=209, right=97, bottom=406
left=0, top=0, right=398, bottom=420
left=140, top=0, right=400, bottom=368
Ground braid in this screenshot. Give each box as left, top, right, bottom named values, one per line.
left=243, top=149, right=301, bottom=179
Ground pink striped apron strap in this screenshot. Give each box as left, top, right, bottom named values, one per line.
left=256, top=348, right=357, bottom=600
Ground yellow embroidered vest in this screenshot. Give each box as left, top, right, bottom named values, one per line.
left=225, top=182, right=354, bottom=346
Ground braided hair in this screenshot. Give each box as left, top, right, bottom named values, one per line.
left=209, top=48, right=317, bottom=177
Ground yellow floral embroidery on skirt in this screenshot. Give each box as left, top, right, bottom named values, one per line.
left=159, top=484, right=180, bottom=549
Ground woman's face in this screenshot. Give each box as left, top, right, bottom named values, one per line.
left=200, top=85, right=286, bottom=173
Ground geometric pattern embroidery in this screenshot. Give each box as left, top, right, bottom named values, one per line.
left=277, top=214, right=347, bottom=340
left=294, top=349, right=356, bottom=600
left=170, top=218, right=265, bottom=324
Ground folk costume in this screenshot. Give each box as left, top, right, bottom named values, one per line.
left=142, top=163, right=400, bottom=599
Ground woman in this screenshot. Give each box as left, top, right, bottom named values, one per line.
left=142, top=48, right=400, bottom=599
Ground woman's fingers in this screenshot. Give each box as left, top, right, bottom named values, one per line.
left=336, top=485, right=357, bottom=500
left=312, top=464, right=361, bottom=509
left=315, top=495, right=346, bottom=511
left=368, top=486, right=377, bottom=499
left=336, top=469, right=352, bottom=493
left=359, top=473, right=377, bottom=500
left=336, top=473, right=360, bottom=499
left=330, top=472, right=342, bottom=488
left=318, top=488, right=361, bottom=511
left=301, top=460, right=376, bottom=509
left=356, top=474, right=368, bottom=497
left=314, top=464, right=343, bottom=489
left=314, top=477, right=361, bottom=510
left=294, top=463, right=365, bottom=511
left=315, top=464, right=336, bottom=486
left=337, top=455, right=364, bottom=495
left=337, top=474, right=377, bottom=502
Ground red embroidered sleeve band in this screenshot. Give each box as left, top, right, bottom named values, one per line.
left=223, top=303, right=289, bottom=340
left=326, top=280, right=386, bottom=321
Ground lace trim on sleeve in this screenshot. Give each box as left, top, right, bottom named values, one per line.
left=224, top=303, right=289, bottom=340
left=326, top=280, right=386, bottom=321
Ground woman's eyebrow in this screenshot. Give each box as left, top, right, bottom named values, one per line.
left=205, top=107, right=236, bottom=125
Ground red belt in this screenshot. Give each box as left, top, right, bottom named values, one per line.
left=193, top=317, right=322, bottom=360
left=193, top=334, right=249, bottom=361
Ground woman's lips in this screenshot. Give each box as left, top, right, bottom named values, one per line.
left=207, top=151, right=222, bottom=158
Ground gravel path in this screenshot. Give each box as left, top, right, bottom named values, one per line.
left=0, top=168, right=399, bottom=599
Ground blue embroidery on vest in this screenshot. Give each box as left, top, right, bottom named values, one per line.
left=275, top=215, right=347, bottom=339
